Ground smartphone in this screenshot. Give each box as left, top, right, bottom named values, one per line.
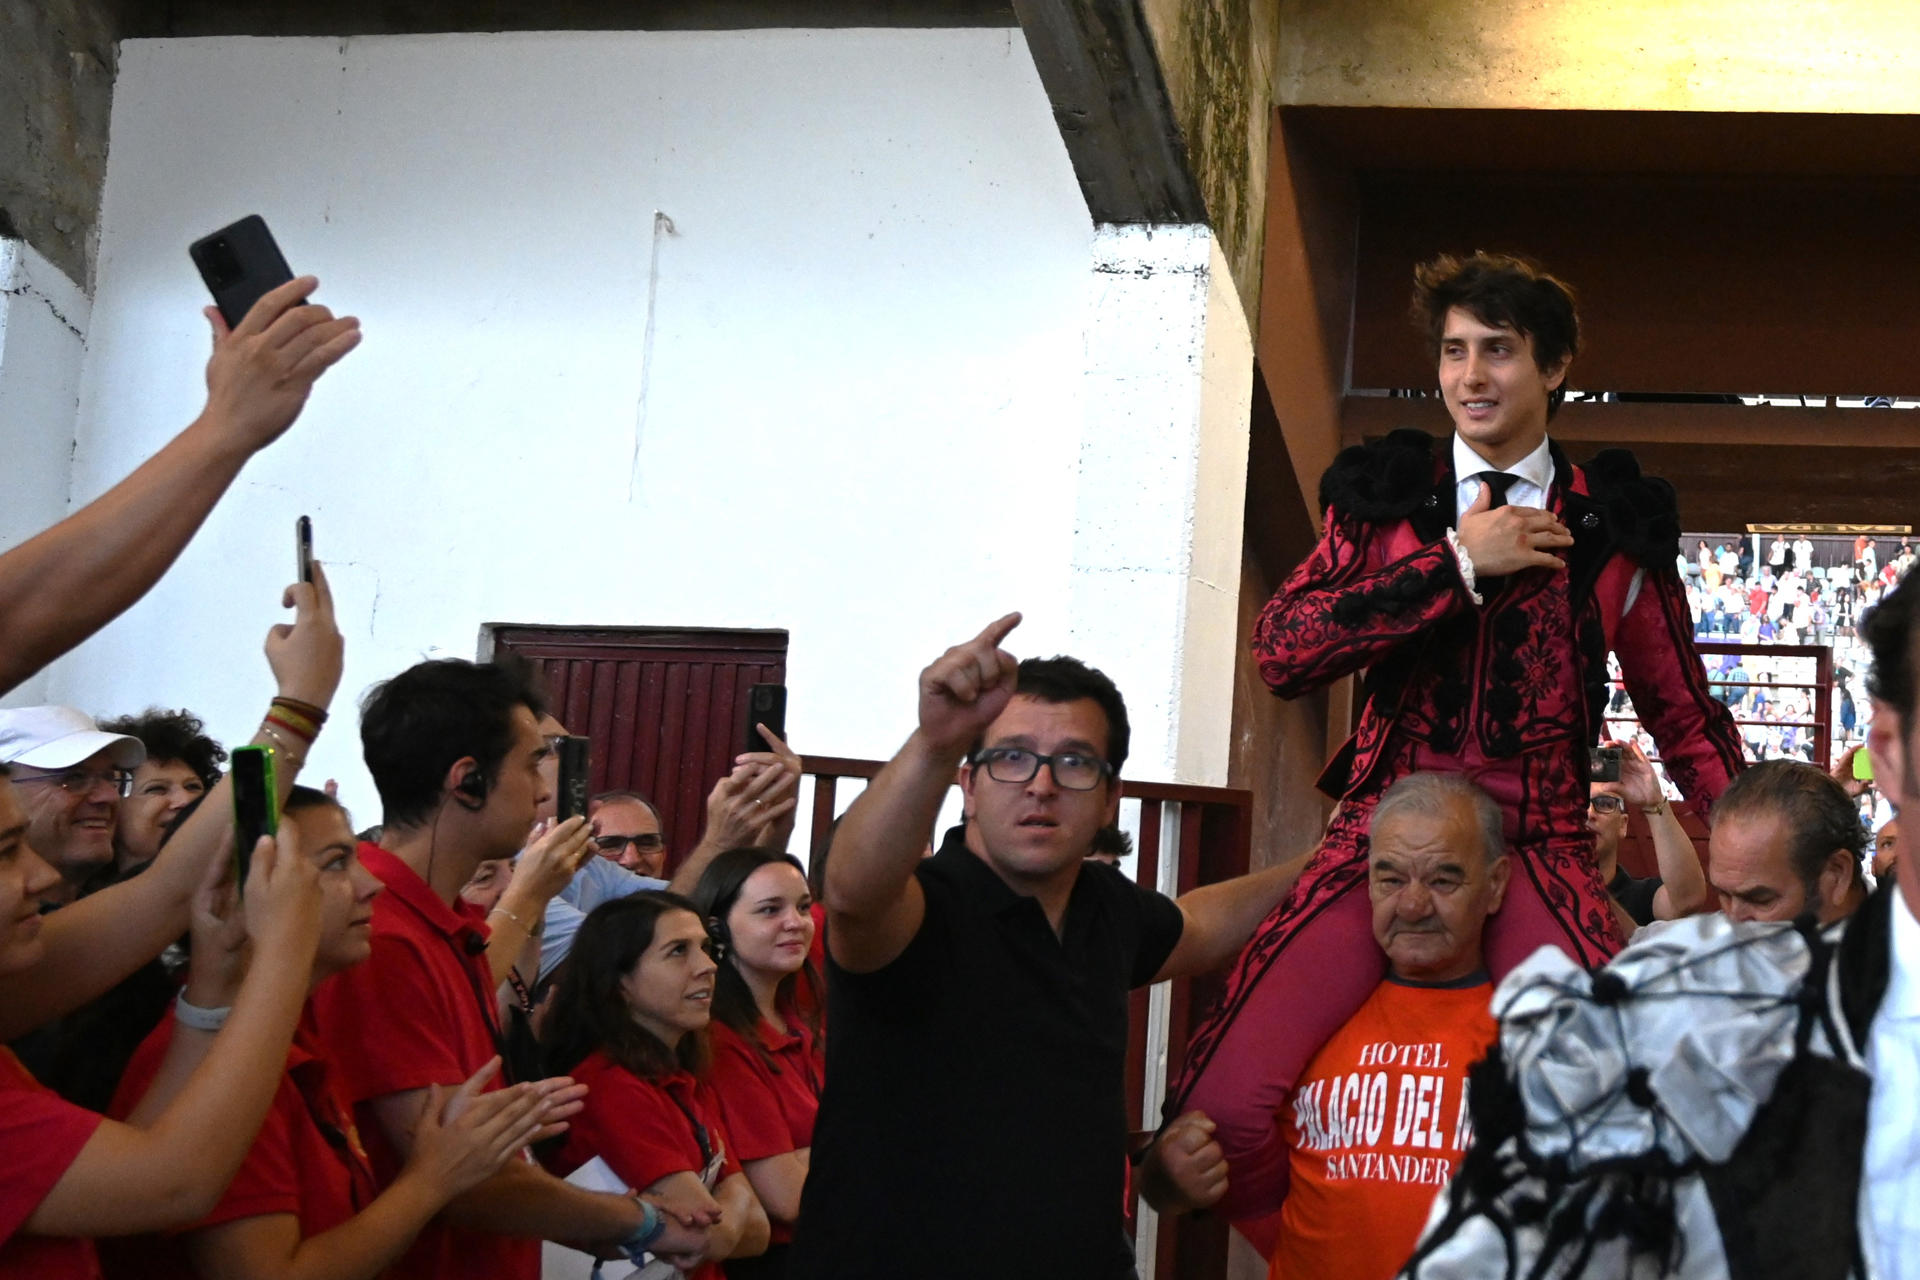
left=1854, top=749, right=1875, bottom=782
left=295, top=515, right=314, bottom=585
left=741, top=684, right=787, bottom=756
left=556, top=736, right=591, bottom=823
left=1589, top=745, right=1623, bottom=784
left=190, top=215, right=296, bottom=329
left=230, top=745, right=280, bottom=889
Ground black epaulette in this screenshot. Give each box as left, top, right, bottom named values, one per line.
left=1317, top=428, right=1439, bottom=521
left=1581, top=448, right=1682, bottom=568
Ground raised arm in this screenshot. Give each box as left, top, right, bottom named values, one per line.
left=0, top=278, right=359, bottom=695
left=24, top=830, right=323, bottom=1237
left=1614, top=741, right=1710, bottom=919
left=825, top=613, right=1021, bottom=974
left=486, top=817, right=594, bottom=987
left=668, top=749, right=799, bottom=896
left=0, top=566, right=343, bottom=1040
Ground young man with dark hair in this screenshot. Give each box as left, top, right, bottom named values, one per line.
left=310, top=659, right=706, bottom=1280
left=1706, top=758, right=1868, bottom=925
left=97, top=708, right=226, bottom=879
left=1170, top=251, right=1745, bottom=1228
left=789, top=616, right=1300, bottom=1280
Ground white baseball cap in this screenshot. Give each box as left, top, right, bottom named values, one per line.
left=0, top=706, right=146, bottom=771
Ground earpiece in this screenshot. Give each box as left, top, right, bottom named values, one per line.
left=706, top=915, right=731, bottom=962
left=453, top=767, right=489, bottom=810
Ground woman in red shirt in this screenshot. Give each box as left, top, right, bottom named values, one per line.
left=544, top=892, right=770, bottom=1278
left=0, top=769, right=324, bottom=1280
left=689, top=849, right=822, bottom=1279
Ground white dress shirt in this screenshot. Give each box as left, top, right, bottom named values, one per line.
left=1866, top=886, right=1920, bottom=1279
left=1453, top=434, right=1554, bottom=524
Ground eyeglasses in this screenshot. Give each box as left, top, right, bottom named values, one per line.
left=594, top=833, right=666, bottom=854
left=972, top=747, right=1113, bottom=792
left=1588, top=794, right=1627, bottom=814
left=9, top=768, right=134, bottom=799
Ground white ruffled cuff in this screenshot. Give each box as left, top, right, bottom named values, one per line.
left=1447, top=528, right=1484, bottom=606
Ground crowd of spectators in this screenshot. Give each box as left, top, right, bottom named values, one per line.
left=0, top=267, right=1914, bottom=1280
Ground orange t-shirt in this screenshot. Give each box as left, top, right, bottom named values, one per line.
left=1267, top=977, right=1496, bottom=1280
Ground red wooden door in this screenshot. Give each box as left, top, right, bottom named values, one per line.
left=487, top=626, right=788, bottom=871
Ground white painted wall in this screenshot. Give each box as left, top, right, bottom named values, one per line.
left=0, top=240, right=90, bottom=709
left=39, top=28, right=1252, bottom=829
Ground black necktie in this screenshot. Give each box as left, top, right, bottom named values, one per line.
left=1472, top=472, right=1519, bottom=597
left=1476, top=471, right=1518, bottom=509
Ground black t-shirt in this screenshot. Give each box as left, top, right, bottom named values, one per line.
left=788, top=829, right=1185, bottom=1280
left=1609, top=864, right=1664, bottom=927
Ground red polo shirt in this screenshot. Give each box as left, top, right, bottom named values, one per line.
left=547, top=1052, right=741, bottom=1280
left=101, top=1005, right=377, bottom=1280
left=0, top=1048, right=101, bottom=1280
left=309, top=842, right=536, bottom=1280
left=707, top=1017, right=822, bottom=1244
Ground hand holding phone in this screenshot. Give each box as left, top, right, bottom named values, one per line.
left=296, top=515, right=314, bottom=585
left=741, top=685, right=788, bottom=757
left=555, top=736, right=591, bottom=823
left=230, top=745, right=280, bottom=890
left=191, top=215, right=296, bottom=330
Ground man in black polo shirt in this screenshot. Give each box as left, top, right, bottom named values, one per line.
left=789, top=614, right=1300, bottom=1279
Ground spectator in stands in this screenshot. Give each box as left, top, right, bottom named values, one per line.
left=1588, top=741, right=1710, bottom=930
left=690, top=848, right=824, bottom=1277
left=1142, top=772, right=1508, bottom=1271
left=0, top=278, right=358, bottom=697
left=310, top=659, right=698, bottom=1279
left=590, top=790, right=669, bottom=878
left=0, top=708, right=145, bottom=907
left=1794, top=533, right=1816, bottom=573
left=543, top=893, right=767, bottom=1277
left=788, top=616, right=1300, bottom=1279
left=96, top=708, right=225, bottom=882
left=1769, top=532, right=1789, bottom=572
left=106, top=785, right=553, bottom=1280
left=1707, top=759, right=1868, bottom=924
left=0, top=772, right=325, bottom=1277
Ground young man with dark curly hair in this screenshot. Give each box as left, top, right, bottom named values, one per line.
left=1166, top=251, right=1745, bottom=1239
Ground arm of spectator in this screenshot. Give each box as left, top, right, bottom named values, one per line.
left=0, top=567, right=343, bottom=1040
left=667, top=762, right=798, bottom=896
left=24, top=830, right=323, bottom=1236
left=487, top=817, right=592, bottom=987
left=1139, top=1111, right=1228, bottom=1215
left=1252, top=509, right=1474, bottom=700
left=826, top=614, right=1021, bottom=974
left=186, top=1063, right=547, bottom=1280
left=1614, top=565, right=1748, bottom=822
left=710, top=1170, right=770, bottom=1261
left=740, top=1149, right=809, bottom=1226
left=125, top=855, right=250, bottom=1126
left=367, top=1087, right=653, bottom=1249
left=750, top=726, right=802, bottom=852
left=1152, top=852, right=1310, bottom=984
left=0, top=279, right=358, bottom=696
left=1614, top=741, right=1711, bottom=919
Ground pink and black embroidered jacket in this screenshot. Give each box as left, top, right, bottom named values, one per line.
left=1256, top=430, right=1744, bottom=822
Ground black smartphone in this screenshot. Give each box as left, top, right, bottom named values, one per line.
left=741, top=684, right=788, bottom=756
left=190, top=215, right=296, bottom=329
left=1589, top=745, right=1623, bottom=783
left=556, top=736, right=591, bottom=823
left=230, top=745, right=280, bottom=889
left=295, top=515, right=314, bottom=585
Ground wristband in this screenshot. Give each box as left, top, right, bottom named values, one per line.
left=621, top=1198, right=665, bottom=1255
left=1642, top=798, right=1670, bottom=817
left=174, top=993, right=233, bottom=1032
left=271, top=695, right=330, bottom=726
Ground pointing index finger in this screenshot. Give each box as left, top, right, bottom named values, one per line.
left=975, top=611, right=1022, bottom=650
